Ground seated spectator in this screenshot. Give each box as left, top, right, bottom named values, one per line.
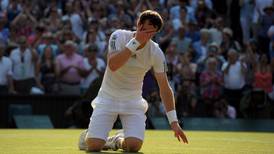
left=200, top=57, right=223, bottom=116
left=81, top=44, right=105, bottom=94
left=214, top=97, right=236, bottom=119
left=222, top=49, right=247, bottom=117
left=147, top=90, right=165, bottom=117
left=37, top=46, right=57, bottom=94
left=55, top=40, right=86, bottom=95
left=0, top=43, right=15, bottom=94
left=9, top=36, right=41, bottom=94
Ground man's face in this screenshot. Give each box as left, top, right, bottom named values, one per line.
left=138, top=20, right=158, bottom=38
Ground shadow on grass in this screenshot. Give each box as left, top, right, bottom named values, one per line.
left=86, top=150, right=144, bottom=154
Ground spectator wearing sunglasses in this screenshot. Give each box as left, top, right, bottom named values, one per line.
left=9, top=36, right=40, bottom=94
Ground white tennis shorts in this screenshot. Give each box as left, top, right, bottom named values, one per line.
left=86, top=96, right=148, bottom=141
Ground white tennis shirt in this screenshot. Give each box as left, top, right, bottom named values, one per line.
left=98, top=29, right=167, bottom=101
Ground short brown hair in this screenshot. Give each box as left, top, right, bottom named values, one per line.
left=138, top=10, right=163, bottom=32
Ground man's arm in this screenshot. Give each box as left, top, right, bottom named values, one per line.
left=108, top=27, right=156, bottom=72
left=154, top=72, right=188, bottom=144
left=107, top=48, right=132, bottom=72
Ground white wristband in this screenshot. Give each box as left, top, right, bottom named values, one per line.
left=125, top=38, right=140, bottom=54
left=166, top=110, right=178, bottom=124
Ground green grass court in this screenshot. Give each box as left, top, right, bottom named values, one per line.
left=0, top=129, right=274, bottom=154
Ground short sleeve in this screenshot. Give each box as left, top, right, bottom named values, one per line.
left=152, top=47, right=168, bottom=73
left=108, top=30, right=125, bottom=54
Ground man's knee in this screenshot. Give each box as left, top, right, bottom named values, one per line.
left=85, top=138, right=105, bottom=152
left=125, top=137, right=143, bottom=152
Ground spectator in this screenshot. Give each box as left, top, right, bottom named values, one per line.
left=0, top=16, right=9, bottom=44
left=7, top=0, right=22, bottom=23
left=197, top=42, right=225, bottom=73
left=214, top=97, right=236, bottom=119
left=55, top=40, right=86, bottom=95
left=194, top=0, right=215, bottom=28
left=208, top=17, right=224, bottom=46
left=253, top=54, right=272, bottom=93
left=193, top=28, right=210, bottom=62
left=222, top=49, right=247, bottom=117
left=0, top=43, right=15, bottom=94
left=172, top=6, right=189, bottom=31
left=81, top=26, right=106, bottom=56
left=147, top=90, right=166, bottom=117
left=170, top=0, right=195, bottom=22
left=62, top=1, right=84, bottom=40
left=175, top=51, right=198, bottom=118
left=47, top=6, right=63, bottom=33
left=27, top=23, right=46, bottom=48
left=81, top=44, right=105, bottom=94
left=165, top=42, right=179, bottom=86
left=252, top=0, right=273, bottom=25
left=10, top=2, right=37, bottom=38
left=9, top=36, right=41, bottom=94
left=37, top=32, right=59, bottom=56
left=37, top=46, right=57, bottom=94
left=240, top=0, right=255, bottom=44
left=155, top=20, right=175, bottom=52
left=171, top=25, right=192, bottom=54
left=257, top=6, right=274, bottom=55
left=220, top=27, right=241, bottom=58
left=200, top=57, right=223, bottom=116
left=270, top=35, right=274, bottom=68
left=185, top=21, right=200, bottom=43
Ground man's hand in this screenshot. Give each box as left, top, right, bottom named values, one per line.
left=171, top=121, right=188, bottom=144
left=135, top=25, right=156, bottom=45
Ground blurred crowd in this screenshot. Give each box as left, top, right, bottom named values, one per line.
left=0, top=0, right=274, bottom=119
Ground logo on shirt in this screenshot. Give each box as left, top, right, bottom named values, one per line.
left=110, top=35, right=117, bottom=50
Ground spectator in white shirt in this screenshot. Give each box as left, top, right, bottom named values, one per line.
left=81, top=44, right=105, bottom=93
left=222, top=49, right=247, bottom=117
left=9, top=36, right=40, bottom=94
left=0, top=43, right=15, bottom=94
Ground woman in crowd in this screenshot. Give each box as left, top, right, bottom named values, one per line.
left=37, top=45, right=56, bottom=93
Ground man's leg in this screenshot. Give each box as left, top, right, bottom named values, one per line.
left=118, top=112, right=146, bottom=152
left=84, top=106, right=118, bottom=152
left=85, top=138, right=106, bottom=152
